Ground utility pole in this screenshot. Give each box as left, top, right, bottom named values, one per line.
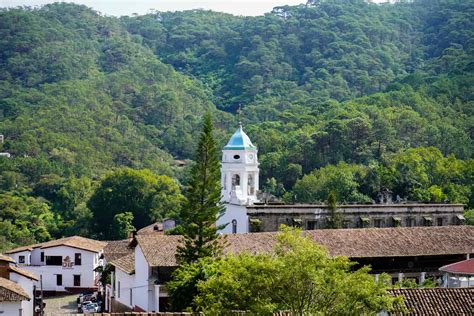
left=33, top=285, right=36, bottom=316
left=40, top=275, right=44, bottom=316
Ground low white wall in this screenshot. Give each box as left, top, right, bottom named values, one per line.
left=0, top=301, right=23, bottom=316
left=9, top=273, right=34, bottom=316
left=218, top=204, right=249, bottom=234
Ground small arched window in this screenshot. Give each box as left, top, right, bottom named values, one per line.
left=232, top=174, right=240, bottom=189
left=232, top=219, right=237, bottom=234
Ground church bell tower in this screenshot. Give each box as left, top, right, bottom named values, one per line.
left=221, top=123, right=259, bottom=205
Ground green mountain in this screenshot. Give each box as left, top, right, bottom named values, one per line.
left=0, top=0, right=472, bottom=247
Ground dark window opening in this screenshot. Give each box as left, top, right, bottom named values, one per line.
left=19, top=256, right=25, bottom=264
left=406, top=217, right=415, bottom=227
left=374, top=219, right=384, bottom=228
left=40, top=252, right=44, bottom=262
left=232, top=219, right=237, bottom=234
left=307, top=220, right=317, bottom=230
left=233, top=155, right=240, bottom=160
left=73, top=275, right=81, bottom=287
left=437, top=218, right=444, bottom=226
left=74, top=253, right=81, bottom=266
left=232, top=174, right=240, bottom=189
left=56, top=274, right=62, bottom=286
left=46, top=256, right=62, bottom=266
left=118, top=281, right=121, bottom=298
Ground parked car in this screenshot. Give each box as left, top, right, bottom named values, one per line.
left=82, top=302, right=100, bottom=314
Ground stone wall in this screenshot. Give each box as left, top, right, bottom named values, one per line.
left=246, top=204, right=465, bottom=232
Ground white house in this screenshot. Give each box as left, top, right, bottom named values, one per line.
left=5, top=236, right=107, bottom=294
left=108, top=235, right=179, bottom=312
left=0, top=254, right=38, bottom=316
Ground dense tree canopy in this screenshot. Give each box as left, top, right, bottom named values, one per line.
left=0, top=0, right=472, bottom=248
left=87, top=168, right=184, bottom=239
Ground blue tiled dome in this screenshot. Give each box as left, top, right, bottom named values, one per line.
left=224, top=125, right=256, bottom=150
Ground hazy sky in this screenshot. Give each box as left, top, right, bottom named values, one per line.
left=0, top=0, right=314, bottom=16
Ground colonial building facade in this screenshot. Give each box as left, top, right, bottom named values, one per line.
left=5, top=236, right=106, bottom=295
left=217, top=125, right=466, bottom=234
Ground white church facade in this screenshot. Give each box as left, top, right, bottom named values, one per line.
left=217, top=124, right=465, bottom=234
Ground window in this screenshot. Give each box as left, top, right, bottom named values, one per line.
left=406, top=217, right=415, bottom=227
left=56, top=274, right=62, bottom=286
left=73, top=275, right=81, bottom=287
left=233, top=155, right=240, bottom=160
left=437, top=217, right=444, bottom=226
left=129, top=288, right=133, bottom=306
left=359, top=217, right=370, bottom=228
left=423, top=216, right=433, bottom=226
left=247, top=174, right=255, bottom=195
left=232, top=174, right=240, bottom=189
left=40, top=252, right=44, bottom=262
left=75, top=253, right=81, bottom=266
left=19, top=255, right=25, bottom=264
left=46, top=256, right=62, bottom=266
left=374, top=219, right=384, bottom=228
left=232, top=219, right=237, bottom=234
left=307, top=220, right=317, bottom=230
left=118, top=281, right=121, bottom=298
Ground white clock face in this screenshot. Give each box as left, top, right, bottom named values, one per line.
left=249, top=154, right=254, bottom=160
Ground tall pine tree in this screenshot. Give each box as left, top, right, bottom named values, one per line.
left=175, top=113, right=225, bottom=264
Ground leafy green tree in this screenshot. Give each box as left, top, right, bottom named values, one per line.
left=465, top=209, right=474, bottom=226
left=87, top=168, right=183, bottom=239
left=193, top=228, right=401, bottom=314
left=0, top=191, right=56, bottom=251
left=112, top=212, right=135, bottom=240
left=291, top=162, right=371, bottom=203
left=326, top=190, right=343, bottom=229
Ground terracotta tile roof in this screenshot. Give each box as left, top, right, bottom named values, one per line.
left=305, top=226, right=474, bottom=258
left=39, top=236, right=107, bottom=253
left=136, top=226, right=474, bottom=267
left=6, top=236, right=107, bottom=254
left=0, top=254, right=15, bottom=263
left=137, top=222, right=164, bottom=235
left=389, top=288, right=473, bottom=315
left=0, top=277, right=30, bottom=301
left=439, top=259, right=474, bottom=275
left=110, top=253, right=135, bottom=275
left=103, top=239, right=133, bottom=262
left=8, top=266, right=39, bottom=281
left=4, top=244, right=40, bottom=254
left=137, top=235, right=182, bottom=267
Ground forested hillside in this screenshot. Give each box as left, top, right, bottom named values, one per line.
left=0, top=0, right=472, bottom=247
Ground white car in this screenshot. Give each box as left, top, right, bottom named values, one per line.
left=82, top=302, right=100, bottom=314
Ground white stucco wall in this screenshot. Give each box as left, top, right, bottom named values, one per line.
left=218, top=204, right=249, bottom=234
left=114, top=268, right=134, bottom=308
left=8, top=250, right=31, bottom=265
left=133, top=245, right=151, bottom=311
left=9, top=273, right=34, bottom=316
left=21, top=246, right=101, bottom=291
left=0, top=301, right=23, bottom=316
